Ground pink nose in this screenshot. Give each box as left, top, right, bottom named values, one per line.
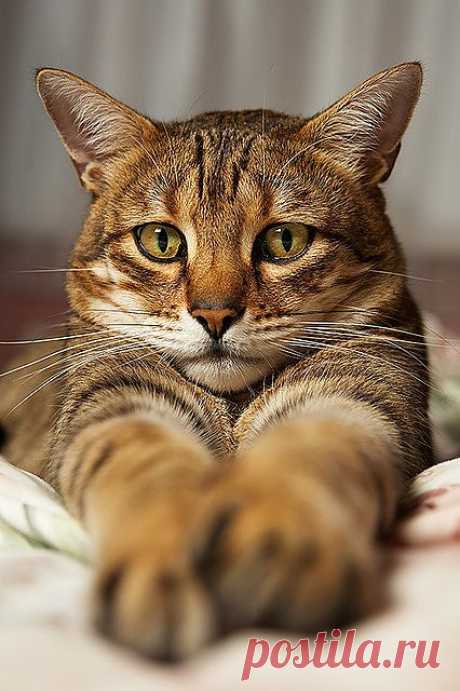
left=190, top=304, right=242, bottom=340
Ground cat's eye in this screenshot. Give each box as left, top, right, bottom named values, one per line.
left=134, top=223, right=186, bottom=262
left=257, top=222, right=315, bottom=262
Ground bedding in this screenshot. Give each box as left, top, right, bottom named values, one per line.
left=1, top=454, right=460, bottom=690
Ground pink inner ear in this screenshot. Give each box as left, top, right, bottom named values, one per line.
left=300, top=64, right=422, bottom=183
left=39, top=84, right=98, bottom=168
left=37, top=69, right=159, bottom=183
left=377, top=82, right=417, bottom=155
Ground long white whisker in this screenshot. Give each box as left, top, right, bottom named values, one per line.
left=275, top=318, right=458, bottom=349
left=16, top=335, right=128, bottom=383
left=11, top=268, right=97, bottom=274
left=277, top=336, right=434, bottom=392
left=0, top=333, right=119, bottom=379
left=289, top=331, right=430, bottom=372
left=367, top=269, right=443, bottom=283
left=87, top=308, right=153, bottom=316
left=0, top=332, right=103, bottom=346
left=294, top=323, right=432, bottom=348
left=6, top=340, right=149, bottom=417
left=277, top=144, right=316, bottom=177
left=302, top=319, right=460, bottom=353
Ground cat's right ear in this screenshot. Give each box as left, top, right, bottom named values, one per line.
left=36, top=68, right=158, bottom=191
left=298, top=62, right=422, bottom=185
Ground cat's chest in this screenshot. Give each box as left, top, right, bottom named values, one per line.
left=220, top=389, right=260, bottom=422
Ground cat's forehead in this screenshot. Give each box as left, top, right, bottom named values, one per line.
left=116, top=110, right=329, bottom=232
left=151, top=110, right=313, bottom=197
left=171, top=109, right=307, bottom=136
left=111, top=109, right=333, bottom=234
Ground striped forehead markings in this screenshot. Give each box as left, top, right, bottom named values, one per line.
left=193, top=130, right=257, bottom=201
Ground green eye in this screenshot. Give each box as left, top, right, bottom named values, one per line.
left=134, top=223, right=186, bottom=261
left=258, top=223, right=315, bottom=261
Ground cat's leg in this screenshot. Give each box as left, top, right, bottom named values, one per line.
left=47, top=340, right=431, bottom=658
left=51, top=355, right=234, bottom=660
left=191, top=339, right=432, bottom=633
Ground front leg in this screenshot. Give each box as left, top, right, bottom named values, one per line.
left=51, top=355, right=234, bottom=660
left=193, top=339, right=431, bottom=632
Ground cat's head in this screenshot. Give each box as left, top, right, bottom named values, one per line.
left=36, top=63, right=422, bottom=392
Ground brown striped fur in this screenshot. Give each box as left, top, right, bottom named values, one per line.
left=0, top=63, right=432, bottom=660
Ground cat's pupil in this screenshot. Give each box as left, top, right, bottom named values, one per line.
left=281, top=227, right=293, bottom=253
left=157, top=228, right=168, bottom=253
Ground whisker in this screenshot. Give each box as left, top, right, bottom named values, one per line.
left=275, top=335, right=434, bottom=392
left=289, top=306, right=391, bottom=318
left=134, top=136, right=170, bottom=190
left=16, top=335, right=128, bottom=383
left=292, top=323, right=438, bottom=348
left=9, top=268, right=97, bottom=274
left=121, top=347, right=153, bottom=369
left=87, top=308, right=156, bottom=316
left=289, top=306, right=460, bottom=354
left=0, top=333, right=117, bottom=379
left=277, top=143, right=316, bottom=177
left=6, top=339, right=149, bottom=417
left=16, top=341, right=127, bottom=384
left=252, top=343, right=275, bottom=374
left=367, top=269, right=443, bottom=283
left=6, top=363, right=79, bottom=417
left=260, top=319, right=426, bottom=344
left=418, top=320, right=460, bottom=358
left=291, top=330, right=430, bottom=372
left=264, top=326, right=433, bottom=388
left=0, top=331, right=103, bottom=346
left=272, top=317, right=459, bottom=350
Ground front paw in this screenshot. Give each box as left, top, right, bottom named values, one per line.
left=193, top=464, right=379, bottom=634
left=93, top=469, right=378, bottom=662
left=93, top=496, right=216, bottom=662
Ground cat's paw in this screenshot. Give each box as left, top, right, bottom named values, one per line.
left=92, top=495, right=216, bottom=662
left=92, top=468, right=378, bottom=662
left=193, top=464, right=379, bottom=634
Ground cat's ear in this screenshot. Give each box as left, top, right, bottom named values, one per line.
left=36, top=68, right=158, bottom=190
left=300, top=62, right=422, bottom=184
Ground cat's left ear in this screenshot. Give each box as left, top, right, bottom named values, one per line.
left=299, top=62, right=422, bottom=184
left=36, top=68, right=159, bottom=191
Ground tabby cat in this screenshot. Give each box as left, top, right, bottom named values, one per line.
left=0, top=63, right=432, bottom=661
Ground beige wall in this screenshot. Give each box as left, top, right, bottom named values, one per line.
left=0, top=0, right=459, bottom=255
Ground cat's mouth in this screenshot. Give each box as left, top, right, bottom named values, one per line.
left=179, top=351, right=268, bottom=392
left=180, top=345, right=260, bottom=367
left=174, top=341, right=275, bottom=392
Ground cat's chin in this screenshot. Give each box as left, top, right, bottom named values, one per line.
left=180, top=357, right=269, bottom=393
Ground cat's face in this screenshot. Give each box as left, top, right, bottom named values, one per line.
left=37, top=65, right=422, bottom=392
left=69, top=121, right=391, bottom=392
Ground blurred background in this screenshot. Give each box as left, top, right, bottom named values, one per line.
left=0, top=0, right=459, bottom=359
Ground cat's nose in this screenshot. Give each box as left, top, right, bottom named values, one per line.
left=190, top=303, right=243, bottom=340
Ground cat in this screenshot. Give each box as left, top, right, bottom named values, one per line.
left=0, top=62, right=432, bottom=661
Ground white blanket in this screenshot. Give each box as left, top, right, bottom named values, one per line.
left=1, top=455, right=460, bottom=690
